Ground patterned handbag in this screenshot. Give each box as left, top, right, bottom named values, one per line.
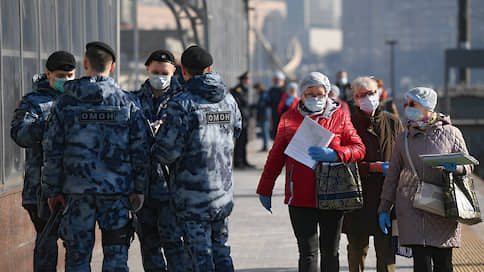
left=315, top=162, right=363, bottom=211
left=443, top=173, right=482, bottom=225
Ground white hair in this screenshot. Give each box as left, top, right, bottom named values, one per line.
left=351, top=76, right=379, bottom=95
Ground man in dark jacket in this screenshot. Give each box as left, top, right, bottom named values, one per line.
left=335, top=70, right=352, bottom=103
left=268, top=71, right=285, bottom=139
left=343, top=76, right=404, bottom=272
left=152, top=45, right=242, bottom=272
left=253, top=83, right=270, bottom=151
left=230, top=71, right=254, bottom=168
left=11, top=51, right=76, bottom=272
left=130, top=49, right=186, bottom=272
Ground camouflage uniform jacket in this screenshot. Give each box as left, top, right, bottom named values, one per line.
left=11, top=74, right=60, bottom=205
left=131, top=77, right=182, bottom=200
left=152, top=72, right=242, bottom=221
left=42, top=76, right=149, bottom=197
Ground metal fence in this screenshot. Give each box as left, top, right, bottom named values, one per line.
left=0, top=0, right=120, bottom=187
left=206, top=0, right=249, bottom=89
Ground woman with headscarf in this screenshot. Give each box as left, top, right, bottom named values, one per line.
left=257, top=72, right=366, bottom=272
left=378, top=87, right=473, bottom=272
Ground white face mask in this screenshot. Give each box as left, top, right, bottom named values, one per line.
left=304, top=96, right=326, bottom=112
left=149, top=74, right=171, bottom=90
left=358, top=94, right=379, bottom=113
left=338, top=77, right=348, bottom=85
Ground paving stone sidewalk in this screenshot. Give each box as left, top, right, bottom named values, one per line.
left=91, top=139, right=484, bottom=271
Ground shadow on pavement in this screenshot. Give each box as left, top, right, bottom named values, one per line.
left=234, top=193, right=285, bottom=198
left=236, top=268, right=297, bottom=272
left=236, top=265, right=414, bottom=272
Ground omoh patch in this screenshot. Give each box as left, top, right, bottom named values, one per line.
left=206, top=111, right=231, bottom=124
left=79, top=110, right=117, bottom=122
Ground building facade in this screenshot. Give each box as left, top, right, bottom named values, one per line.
left=0, top=1, right=120, bottom=270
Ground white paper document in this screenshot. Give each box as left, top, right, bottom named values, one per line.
left=284, top=116, right=334, bottom=169
left=420, top=152, right=479, bottom=167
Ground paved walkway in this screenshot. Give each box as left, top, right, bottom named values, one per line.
left=89, top=139, right=484, bottom=271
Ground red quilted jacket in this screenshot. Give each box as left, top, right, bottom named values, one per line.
left=257, top=99, right=365, bottom=208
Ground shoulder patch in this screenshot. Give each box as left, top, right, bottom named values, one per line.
left=79, top=110, right=117, bottom=122
left=206, top=111, right=231, bottom=124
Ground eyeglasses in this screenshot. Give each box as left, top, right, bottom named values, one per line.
left=354, top=90, right=378, bottom=99
left=303, top=93, right=326, bottom=98
left=404, top=101, right=416, bottom=108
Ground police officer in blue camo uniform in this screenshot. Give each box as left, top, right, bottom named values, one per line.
left=152, top=45, right=242, bottom=272
left=130, top=49, right=188, bottom=272
left=42, top=41, right=149, bottom=272
left=11, top=51, right=76, bottom=272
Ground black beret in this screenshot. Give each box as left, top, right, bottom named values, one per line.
left=238, top=71, right=249, bottom=81
left=45, top=51, right=76, bottom=71
left=181, top=45, right=213, bottom=70
left=86, top=41, right=116, bottom=62
left=145, top=49, right=175, bottom=66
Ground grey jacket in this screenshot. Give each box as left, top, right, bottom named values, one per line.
left=379, top=114, right=473, bottom=248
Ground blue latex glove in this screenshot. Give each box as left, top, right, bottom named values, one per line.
left=378, top=213, right=391, bottom=235
left=259, top=195, right=272, bottom=213
left=442, top=162, right=457, bottom=172
left=308, top=146, right=337, bottom=162
left=382, top=162, right=390, bottom=176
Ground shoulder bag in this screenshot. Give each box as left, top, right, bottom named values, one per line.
left=443, top=171, right=482, bottom=225
left=405, top=131, right=445, bottom=217
left=315, top=162, right=363, bottom=211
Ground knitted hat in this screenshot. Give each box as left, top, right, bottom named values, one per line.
left=406, top=87, right=437, bottom=111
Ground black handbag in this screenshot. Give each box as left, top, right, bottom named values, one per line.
left=443, top=172, right=482, bottom=225
left=315, top=162, right=363, bottom=211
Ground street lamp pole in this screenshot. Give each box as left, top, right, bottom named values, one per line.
left=385, top=40, right=397, bottom=99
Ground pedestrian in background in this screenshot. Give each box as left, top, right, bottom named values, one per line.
left=335, top=70, right=352, bottom=103
left=253, top=82, right=271, bottom=152
left=130, top=49, right=187, bottom=272
left=11, top=51, right=76, bottom=272
left=231, top=71, right=255, bottom=169
left=378, top=87, right=473, bottom=272
left=152, top=45, right=242, bottom=272
left=42, top=42, right=149, bottom=271
left=277, top=82, right=299, bottom=116
left=343, top=76, right=403, bottom=272
left=268, top=71, right=286, bottom=139
left=375, top=78, right=399, bottom=117
left=328, top=84, right=350, bottom=114
left=257, top=72, right=365, bottom=272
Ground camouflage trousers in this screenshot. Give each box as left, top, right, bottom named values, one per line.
left=136, top=198, right=188, bottom=272
left=181, top=217, right=234, bottom=272
left=24, top=204, right=59, bottom=272
left=59, top=194, right=131, bottom=272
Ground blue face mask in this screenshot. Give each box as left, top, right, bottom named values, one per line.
left=405, top=106, right=422, bottom=122
left=54, top=78, right=68, bottom=93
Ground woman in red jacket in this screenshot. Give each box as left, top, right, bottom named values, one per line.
left=278, top=82, right=300, bottom=115
left=257, top=72, right=365, bottom=272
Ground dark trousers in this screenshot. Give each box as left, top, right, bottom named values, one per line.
left=24, top=204, right=59, bottom=272
left=346, top=231, right=395, bottom=272
left=136, top=199, right=188, bottom=272
left=411, top=246, right=453, bottom=272
left=288, top=206, right=344, bottom=272
left=233, top=127, right=248, bottom=166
